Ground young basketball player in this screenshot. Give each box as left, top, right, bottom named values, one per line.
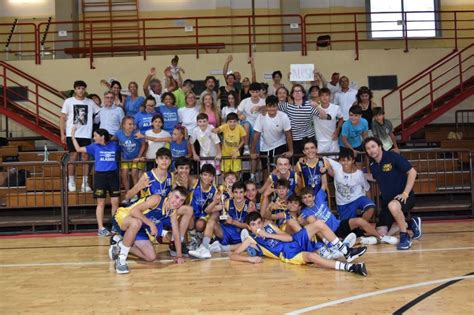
left=259, top=155, right=300, bottom=197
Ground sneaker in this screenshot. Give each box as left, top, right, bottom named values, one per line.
left=243, top=145, right=250, bottom=155
left=246, top=247, right=258, bottom=257
left=169, top=242, right=189, bottom=257
left=110, top=234, right=122, bottom=245
left=359, top=236, right=378, bottom=245
left=209, top=241, right=222, bottom=253
left=240, top=229, right=250, bottom=242
left=319, top=246, right=334, bottom=260
left=348, top=263, right=368, bottom=277
left=98, top=227, right=111, bottom=237
left=329, top=246, right=344, bottom=259
left=114, top=257, right=129, bottom=274
left=130, top=195, right=139, bottom=203
left=343, top=233, right=357, bottom=248
left=188, top=244, right=212, bottom=259
left=68, top=181, right=76, bottom=192
left=81, top=183, right=92, bottom=193
left=121, top=199, right=129, bottom=205
left=109, top=243, right=120, bottom=261
left=409, top=216, right=422, bottom=240
left=345, top=246, right=367, bottom=263
left=397, top=232, right=412, bottom=250
left=380, top=235, right=399, bottom=245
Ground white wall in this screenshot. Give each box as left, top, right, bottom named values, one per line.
left=0, top=0, right=55, bottom=18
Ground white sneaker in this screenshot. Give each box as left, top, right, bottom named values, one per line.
left=343, top=233, right=357, bottom=248
left=319, top=246, right=334, bottom=259
left=329, top=246, right=344, bottom=259
left=209, top=241, right=222, bottom=253
left=189, top=244, right=212, bottom=259
left=359, top=236, right=378, bottom=245
left=381, top=235, right=399, bottom=245
left=243, top=145, right=250, bottom=155
left=81, top=183, right=92, bottom=193
left=240, top=229, right=250, bottom=242
left=114, top=257, right=129, bottom=274
left=68, top=181, right=76, bottom=192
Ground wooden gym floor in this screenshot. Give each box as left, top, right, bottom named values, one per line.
left=0, top=221, right=473, bottom=314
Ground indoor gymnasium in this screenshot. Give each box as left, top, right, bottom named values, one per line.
left=0, top=0, right=473, bottom=314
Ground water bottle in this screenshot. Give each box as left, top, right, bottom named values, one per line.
left=43, top=143, right=49, bottom=162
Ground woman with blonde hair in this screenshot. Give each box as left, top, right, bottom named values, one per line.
left=200, top=92, right=221, bottom=128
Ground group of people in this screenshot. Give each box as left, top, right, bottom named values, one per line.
left=58, top=55, right=421, bottom=276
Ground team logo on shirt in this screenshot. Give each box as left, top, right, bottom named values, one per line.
left=383, top=163, right=393, bottom=172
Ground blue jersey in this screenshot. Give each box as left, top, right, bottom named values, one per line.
left=297, top=159, right=324, bottom=194
left=301, top=190, right=340, bottom=232
left=115, top=129, right=143, bottom=160
left=170, top=140, right=188, bottom=158
left=269, top=200, right=290, bottom=228
left=134, top=111, right=154, bottom=134
left=226, top=199, right=251, bottom=223
left=142, top=170, right=174, bottom=198
left=86, top=141, right=120, bottom=172
left=271, top=171, right=298, bottom=196
left=218, top=199, right=251, bottom=246
left=157, top=105, right=179, bottom=134
left=190, top=179, right=217, bottom=218
left=124, top=95, right=144, bottom=117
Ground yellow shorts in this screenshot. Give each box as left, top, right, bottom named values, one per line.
left=120, top=161, right=145, bottom=170
left=221, top=158, right=242, bottom=173
left=114, top=206, right=131, bottom=230
left=280, top=253, right=306, bottom=265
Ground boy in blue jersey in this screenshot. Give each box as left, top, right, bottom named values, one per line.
left=296, top=140, right=328, bottom=198
left=299, top=187, right=397, bottom=246
left=364, top=137, right=421, bottom=250
left=109, top=186, right=193, bottom=274
left=259, top=155, right=300, bottom=198
left=125, top=147, right=174, bottom=201
left=189, top=181, right=256, bottom=258
left=231, top=212, right=368, bottom=277
left=189, top=164, right=218, bottom=231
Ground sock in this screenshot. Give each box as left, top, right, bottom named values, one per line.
left=68, top=176, right=75, bottom=184
left=180, top=235, right=185, bottom=243
left=160, top=230, right=169, bottom=238
left=335, top=261, right=353, bottom=271
left=82, top=176, right=88, bottom=185
left=202, top=236, right=211, bottom=248
left=331, top=238, right=347, bottom=255
left=220, top=244, right=231, bottom=252
left=118, top=241, right=131, bottom=262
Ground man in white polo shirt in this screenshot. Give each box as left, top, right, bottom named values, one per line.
left=96, top=91, right=124, bottom=136
left=334, top=76, right=357, bottom=121
left=251, top=95, right=293, bottom=180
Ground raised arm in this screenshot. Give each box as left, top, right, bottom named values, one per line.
left=70, top=127, right=87, bottom=153
left=223, top=55, right=232, bottom=77
left=143, top=67, right=156, bottom=96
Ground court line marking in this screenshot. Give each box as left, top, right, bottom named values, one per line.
left=286, top=275, right=474, bottom=315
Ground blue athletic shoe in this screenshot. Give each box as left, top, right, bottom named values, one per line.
left=246, top=247, right=258, bottom=257
left=409, top=216, right=422, bottom=240
left=397, top=232, right=412, bottom=250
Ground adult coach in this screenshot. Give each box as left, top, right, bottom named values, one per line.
left=363, top=137, right=421, bottom=250
left=60, top=80, right=100, bottom=192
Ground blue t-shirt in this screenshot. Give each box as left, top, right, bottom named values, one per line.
left=86, top=141, right=120, bottom=172
left=124, top=95, right=144, bottom=117
left=301, top=190, right=340, bottom=232
left=170, top=140, right=188, bottom=158
left=339, top=118, right=368, bottom=148
left=115, top=129, right=143, bottom=160
left=369, top=151, right=414, bottom=202
left=134, top=111, right=155, bottom=134
left=157, top=105, right=179, bottom=134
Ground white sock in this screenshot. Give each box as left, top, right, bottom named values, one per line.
left=118, top=241, right=130, bottom=262
left=68, top=176, right=75, bottom=184
left=335, top=261, right=352, bottom=271
left=331, top=238, right=347, bottom=255
left=202, top=236, right=211, bottom=248
left=220, top=244, right=231, bottom=252
left=82, top=176, right=88, bottom=185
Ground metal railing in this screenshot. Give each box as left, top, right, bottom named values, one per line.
left=456, top=109, right=474, bottom=136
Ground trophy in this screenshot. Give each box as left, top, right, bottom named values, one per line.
left=218, top=185, right=228, bottom=221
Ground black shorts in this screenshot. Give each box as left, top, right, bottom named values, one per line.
left=335, top=219, right=365, bottom=238
left=376, top=195, right=416, bottom=228
left=260, top=144, right=288, bottom=171
left=66, top=137, right=91, bottom=152
left=94, top=171, right=120, bottom=198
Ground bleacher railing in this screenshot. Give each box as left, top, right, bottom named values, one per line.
left=1, top=11, right=473, bottom=67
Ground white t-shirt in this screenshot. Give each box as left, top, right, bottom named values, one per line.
left=190, top=125, right=220, bottom=157
left=221, top=106, right=238, bottom=121
left=178, top=106, right=199, bottom=136
left=253, top=111, right=291, bottom=152
left=97, top=105, right=124, bottom=136
left=313, top=103, right=343, bottom=143
left=327, top=82, right=340, bottom=102
left=325, top=158, right=370, bottom=206
left=61, top=96, right=100, bottom=138
left=145, top=129, right=171, bottom=159
left=237, top=97, right=265, bottom=126
left=334, top=88, right=357, bottom=121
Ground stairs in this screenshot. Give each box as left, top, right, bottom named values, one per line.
left=0, top=61, right=64, bottom=145
left=81, top=0, right=141, bottom=56
left=382, top=44, right=474, bottom=142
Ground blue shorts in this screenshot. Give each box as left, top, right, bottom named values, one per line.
left=337, top=196, right=375, bottom=221
left=240, top=120, right=260, bottom=151
left=218, top=223, right=242, bottom=245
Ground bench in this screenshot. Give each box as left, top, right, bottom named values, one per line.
left=64, top=42, right=226, bottom=55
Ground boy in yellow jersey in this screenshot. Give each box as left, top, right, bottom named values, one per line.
left=110, top=186, right=192, bottom=274
left=212, top=113, right=246, bottom=176
left=231, top=212, right=368, bottom=277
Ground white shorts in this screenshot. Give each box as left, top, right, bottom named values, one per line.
left=317, top=140, right=339, bottom=154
